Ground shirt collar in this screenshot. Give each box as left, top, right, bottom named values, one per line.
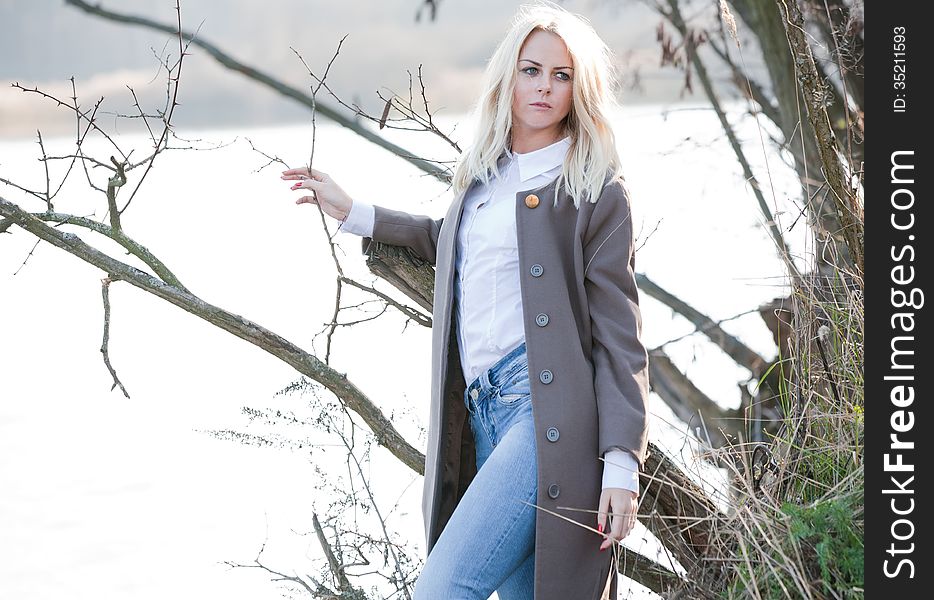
left=505, top=135, right=571, bottom=182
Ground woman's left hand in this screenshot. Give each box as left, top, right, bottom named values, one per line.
left=597, top=488, right=638, bottom=551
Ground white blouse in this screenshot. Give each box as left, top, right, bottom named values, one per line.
left=338, top=137, right=639, bottom=495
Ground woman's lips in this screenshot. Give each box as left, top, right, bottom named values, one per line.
left=530, top=103, right=552, bottom=109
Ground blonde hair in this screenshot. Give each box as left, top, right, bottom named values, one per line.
left=451, top=1, right=624, bottom=208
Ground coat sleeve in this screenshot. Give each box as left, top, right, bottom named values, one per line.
left=582, top=179, right=650, bottom=470
left=358, top=204, right=445, bottom=266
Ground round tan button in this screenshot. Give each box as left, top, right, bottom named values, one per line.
left=525, top=194, right=540, bottom=208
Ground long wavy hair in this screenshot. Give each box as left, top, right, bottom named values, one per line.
left=450, top=1, right=624, bottom=208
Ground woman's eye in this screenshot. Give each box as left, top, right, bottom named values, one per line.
left=521, top=66, right=570, bottom=81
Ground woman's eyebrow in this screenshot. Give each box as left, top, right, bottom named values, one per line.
left=518, top=58, right=574, bottom=70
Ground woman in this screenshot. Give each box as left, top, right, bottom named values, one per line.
left=281, top=3, right=649, bottom=598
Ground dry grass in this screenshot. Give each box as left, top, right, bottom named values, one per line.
left=660, top=257, right=864, bottom=599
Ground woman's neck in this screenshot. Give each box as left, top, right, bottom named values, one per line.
left=510, top=127, right=567, bottom=154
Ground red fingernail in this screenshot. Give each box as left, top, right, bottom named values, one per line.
left=597, top=524, right=603, bottom=533
left=600, top=546, right=606, bottom=552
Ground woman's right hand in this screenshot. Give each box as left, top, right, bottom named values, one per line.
left=281, top=167, right=353, bottom=222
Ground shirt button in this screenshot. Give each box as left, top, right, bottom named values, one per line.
left=470, top=388, right=479, bottom=400
left=535, top=313, right=549, bottom=327
left=539, top=369, right=553, bottom=384
left=548, top=483, right=561, bottom=499
left=530, top=264, right=544, bottom=277
left=525, top=194, right=540, bottom=208
left=546, top=427, right=560, bottom=442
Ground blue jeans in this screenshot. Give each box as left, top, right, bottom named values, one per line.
left=414, top=341, right=537, bottom=600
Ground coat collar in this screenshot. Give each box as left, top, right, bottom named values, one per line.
left=458, top=148, right=584, bottom=228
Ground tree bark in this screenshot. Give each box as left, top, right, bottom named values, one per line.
left=727, top=0, right=857, bottom=274
left=775, top=0, right=864, bottom=276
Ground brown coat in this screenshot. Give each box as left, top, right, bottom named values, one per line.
left=361, top=171, right=650, bottom=599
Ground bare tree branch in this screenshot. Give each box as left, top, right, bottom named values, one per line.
left=638, top=273, right=767, bottom=374
left=100, top=277, right=130, bottom=398
left=0, top=196, right=426, bottom=477
left=225, top=530, right=327, bottom=596
left=657, top=1, right=803, bottom=289
left=63, top=0, right=452, bottom=182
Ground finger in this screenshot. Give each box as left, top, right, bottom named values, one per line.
left=609, top=505, right=625, bottom=542
left=597, top=491, right=610, bottom=535
left=620, top=512, right=634, bottom=540
left=601, top=498, right=627, bottom=550
left=600, top=497, right=617, bottom=550
left=283, top=169, right=326, bottom=181
left=290, top=179, right=323, bottom=192
left=622, top=500, right=638, bottom=539
left=308, top=167, right=328, bottom=181
left=295, top=195, right=318, bottom=205
left=622, top=518, right=634, bottom=540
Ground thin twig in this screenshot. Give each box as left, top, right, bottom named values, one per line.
left=100, top=277, right=130, bottom=398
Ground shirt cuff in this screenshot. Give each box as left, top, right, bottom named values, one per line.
left=337, top=199, right=375, bottom=237
left=601, top=448, right=639, bottom=496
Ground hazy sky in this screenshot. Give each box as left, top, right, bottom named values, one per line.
left=0, top=0, right=743, bottom=137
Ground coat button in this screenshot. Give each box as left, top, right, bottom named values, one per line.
left=525, top=194, right=540, bottom=208
left=546, top=427, right=560, bottom=442
left=539, top=369, right=553, bottom=384
left=530, top=264, right=544, bottom=277
left=548, top=483, right=561, bottom=499
left=470, top=388, right=479, bottom=400
left=535, top=313, right=549, bottom=327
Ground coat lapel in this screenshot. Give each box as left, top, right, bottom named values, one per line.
left=422, top=178, right=477, bottom=550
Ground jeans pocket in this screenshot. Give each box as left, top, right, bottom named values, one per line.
left=497, top=378, right=532, bottom=405
left=497, top=391, right=531, bottom=406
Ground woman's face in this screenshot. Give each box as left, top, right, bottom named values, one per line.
left=511, top=29, right=574, bottom=144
